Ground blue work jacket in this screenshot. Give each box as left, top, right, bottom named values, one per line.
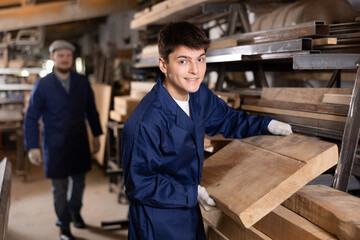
left=121, top=75, right=272, bottom=239
left=24, top=70, right=103, bottom=178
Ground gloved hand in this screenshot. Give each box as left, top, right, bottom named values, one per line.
left=92, top=136, right=100, bottom=154
left=28, top=148, right=42, bottom=166
left=267, top=120, right=293, bottom=136
left=198, top=185, right=217, bottom=211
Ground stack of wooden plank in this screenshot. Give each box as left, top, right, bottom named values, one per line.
left=240, top=88, right=352, bottom=138
left=110, top=96, right=141, bottom=122
left=200, top=134, right=360, bottom=240
left=109, top=81, right=155, bottom=122
left=203, top=184, right=360, bottom=240
left=314, top=21, right=360, bottom=53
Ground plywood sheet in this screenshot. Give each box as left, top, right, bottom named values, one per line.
left=283, top=185, right=360, bottom=240
left=201, top=134, right=338, bottom=228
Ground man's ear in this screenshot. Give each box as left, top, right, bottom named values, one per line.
left=158, top=57, right=167, bottom=75
left=50, top=53, right=55, bottom=61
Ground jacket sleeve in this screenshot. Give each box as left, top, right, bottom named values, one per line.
left=85, top=80, right=103, bottom=137
left=124, top=121, right=198, bottom=209
left=23, top=81, right=43, bottom=150
left=202, top=85, right=273, bottom=138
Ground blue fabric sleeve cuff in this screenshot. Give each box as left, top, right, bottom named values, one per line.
left=186, top=184, right=198, bottom=208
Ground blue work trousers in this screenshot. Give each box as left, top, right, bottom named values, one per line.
left=51, top=173, right=85, bottom=228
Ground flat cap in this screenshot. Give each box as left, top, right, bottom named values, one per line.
left=49, top=40, right=75, bottom=53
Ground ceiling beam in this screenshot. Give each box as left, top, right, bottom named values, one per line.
left=0, top=0, right=137, bottom=32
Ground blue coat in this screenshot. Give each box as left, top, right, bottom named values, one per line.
left=121, top=75, right=272, bottom=239
left=24, top=70, right=103, bottom=178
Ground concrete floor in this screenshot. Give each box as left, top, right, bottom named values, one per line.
left=6, top=155, right=129, bottom=240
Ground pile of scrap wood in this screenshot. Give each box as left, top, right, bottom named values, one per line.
left=109, top=81, right=155, bottom=122
left=201, top=134, right=360, bottom=240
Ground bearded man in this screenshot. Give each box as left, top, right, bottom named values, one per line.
left=24, top=40, right=103, bottom=240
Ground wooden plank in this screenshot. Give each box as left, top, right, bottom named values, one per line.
left=130, top=0, right=226, bottom=29
left=87, top=83, right=112, bottom=166
left=312, top=37, right=337, bottom=46
left=130, top=81, right=155, bottom=99
left=208, top=39, right=238, bottom=51
left=113, top=96, right=140, bottom=109
left=322, top=93, right=351, bottom=105
left=201, top=209, right=271, bottom=240
left=254, top=205, right=337, bottom=240
left=109, top=110, right=128, bottom=123
left=261, top=88, right=352, bottom=104
left=0, top=158, right=11, bottom=240
left=243, top=98, right=348, bottom=116
left=257, top=113, right=345, bottom=132
left=201, top=134, right=338, bottom=228
left=241, top=105, right=347, bottom=122
left=0, top=0, right=137, bottom=32
left=282, top=185, right=360, bottom=240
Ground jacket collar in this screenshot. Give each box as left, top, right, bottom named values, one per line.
left=154, top=74, right=195, bottom=133
left=50, top=70, right=79, bottom=95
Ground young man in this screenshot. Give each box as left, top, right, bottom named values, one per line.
left=121, top=22, right=292, bottom=239
left=24, top=40, right=103, bottom=240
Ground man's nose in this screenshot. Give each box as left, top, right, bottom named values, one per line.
left=189, top=62, right=199, bottom=74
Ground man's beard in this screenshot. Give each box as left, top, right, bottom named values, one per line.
left=55, top=66, right=71, bottom=74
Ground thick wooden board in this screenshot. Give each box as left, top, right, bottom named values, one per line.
left=261, top=88, right=352, bottom=104
left=254, top=205, right=337, bottom=240
left=87, top=83, right=112, bottom=166
left=202, top=209, right=271, bottom=240
left=283, top=185, right=360, bottom=240
left=201, top=134, right=338, bottom=228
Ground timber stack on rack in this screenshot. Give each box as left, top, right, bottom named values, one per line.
left=200, top=134, right=360, bottom=240
left=109, top=81, right=155, bottom=122
left=239, top=87, right=360, bottom=181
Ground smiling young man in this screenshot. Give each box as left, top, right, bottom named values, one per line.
left=121, top=22, right=292, bottom=240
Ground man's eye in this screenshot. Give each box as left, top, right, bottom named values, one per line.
left=179, top=60, right=187, bottom=64
left=198, top=58, right=205, bottom=62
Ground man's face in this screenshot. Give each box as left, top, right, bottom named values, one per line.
left=159, top=45, right=206, bottom=101
left=50, top=49, right=73, bottom=73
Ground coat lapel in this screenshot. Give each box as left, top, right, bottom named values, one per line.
left=155, top=75, right=196, bottom=137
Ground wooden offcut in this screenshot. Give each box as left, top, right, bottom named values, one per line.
left=282, top=185, right=360, bottom=240
left=201, top=134, right=338, bottom=228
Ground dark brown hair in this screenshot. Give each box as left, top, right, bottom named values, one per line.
left=158, top=22, right=210, bottom=62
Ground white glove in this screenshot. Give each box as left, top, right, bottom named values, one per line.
left=267, top=120, right=293, bottom=136
left=198, top=185, right=217, bottom=211
left=28, top=148, right=42, bottom=166
left=92, top=136, right=100, bottom=154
